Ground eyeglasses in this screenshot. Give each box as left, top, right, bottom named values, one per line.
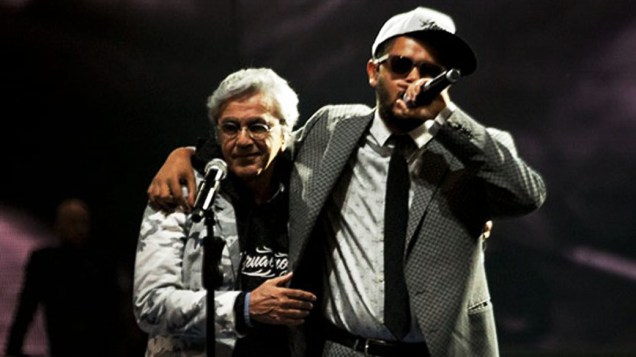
left=374, top=54, right=444, bottom=78
left=217, top=121, right=277, bottom=140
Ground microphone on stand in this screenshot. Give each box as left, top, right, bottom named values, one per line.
left=404, top=68, right=461, bottom=107
left=191, top=158, right=228, bottom=223
left=190, top=159, right=227, bottom=357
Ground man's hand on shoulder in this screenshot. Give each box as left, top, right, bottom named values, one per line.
left=147, top=147, right=197, bottom=212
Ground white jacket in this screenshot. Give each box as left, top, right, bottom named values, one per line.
left=133, top=172, right=243, bottom=357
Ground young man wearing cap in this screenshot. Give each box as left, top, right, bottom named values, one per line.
left=147, top=6, right=546, bottom=357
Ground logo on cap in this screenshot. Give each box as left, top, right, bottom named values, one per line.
left=419, top=19, right=444, bottom=31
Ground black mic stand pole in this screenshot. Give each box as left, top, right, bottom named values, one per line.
left=202, top=208, right=226, bottom=357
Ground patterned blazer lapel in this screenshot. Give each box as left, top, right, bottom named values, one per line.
left=307, top=113, right=373, bottom=220
left=289, top=109, right=373, bottom=268
left=405, top=139, right=453, bottom=250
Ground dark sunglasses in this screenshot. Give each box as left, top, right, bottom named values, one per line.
left=374, top=54, right=444, bottom=78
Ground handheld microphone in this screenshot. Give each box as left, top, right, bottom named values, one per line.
left=404, top=68, right=461, bottom=108
left=191, top=158, right=228, bottom=223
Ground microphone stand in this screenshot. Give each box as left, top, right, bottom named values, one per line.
left=202, top=208, right=226, bottom=357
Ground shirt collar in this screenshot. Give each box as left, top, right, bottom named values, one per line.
left=370, top=109, right=438, bottom=149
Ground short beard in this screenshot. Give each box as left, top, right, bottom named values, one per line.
left=376, top=77, right=424, bottom=133
left=376, top=77, right=397, bottom=122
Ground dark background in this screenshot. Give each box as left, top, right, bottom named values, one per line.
left=1, top=0, right=635, bottom=355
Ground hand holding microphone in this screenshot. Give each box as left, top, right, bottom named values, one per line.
left=403, top=68, right=461, bottom=108
left=191, top=158, right=228, bottom=223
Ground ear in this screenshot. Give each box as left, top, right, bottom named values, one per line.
left=367, top=59, right=379, bottom=88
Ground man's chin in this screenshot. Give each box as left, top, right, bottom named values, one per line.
left=232, top=167, right=262, bottom=181
left=381, top=107, right=427, bottom=133
left=391, top=100, right=422, bottom=118
left=380, top=100, right=411, bottom=119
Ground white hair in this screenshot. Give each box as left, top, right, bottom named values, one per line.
left=206, top=68, right=300, bottom=137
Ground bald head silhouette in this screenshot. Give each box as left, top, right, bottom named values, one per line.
left=53, top=198, right=91, bottom=246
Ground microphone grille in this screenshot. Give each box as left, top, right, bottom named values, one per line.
left=205, top=158, right=228, bottom=180
left=446, top=68, right=462, bottom=82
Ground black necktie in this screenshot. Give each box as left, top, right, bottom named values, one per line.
left=384, top=135, right=412, bottom=340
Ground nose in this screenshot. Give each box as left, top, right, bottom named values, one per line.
left=404, top=66, right=420, bottom=82
left=235, top=127, right=254, bottom=146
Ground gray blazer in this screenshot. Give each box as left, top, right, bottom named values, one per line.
left=287, top=104, right=547, bottom=357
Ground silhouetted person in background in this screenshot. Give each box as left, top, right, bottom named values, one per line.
left=4, top=198, right=122, bottom=357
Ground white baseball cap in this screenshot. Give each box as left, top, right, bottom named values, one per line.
left=371, top=7, right=477, bottom=75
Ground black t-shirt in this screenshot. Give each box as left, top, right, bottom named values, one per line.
left=194, top=140, right=292, bottom=357
left=227, top=173, right=290, bottom=357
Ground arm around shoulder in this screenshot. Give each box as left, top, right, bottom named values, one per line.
left=147, top=146, right=197, bottom=212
